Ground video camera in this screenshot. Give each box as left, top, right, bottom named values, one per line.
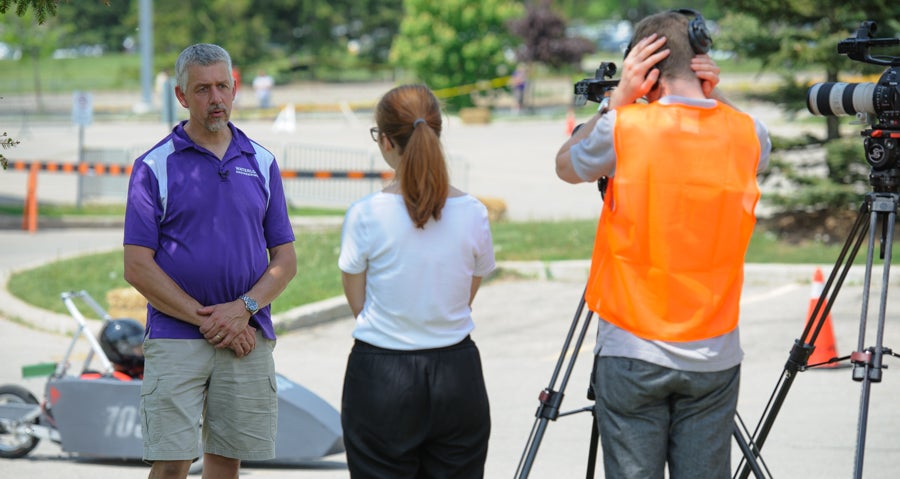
left=806, top=21, right=900, bottom=173
left=574, top=62, right=619, bottom=107
left=807, top=21, right=900, bottom=123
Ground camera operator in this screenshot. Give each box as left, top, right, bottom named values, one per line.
left=555, top=10, right=771, bottom=479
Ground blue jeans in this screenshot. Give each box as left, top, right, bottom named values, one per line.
left=593, top=357, right=740, bottom=479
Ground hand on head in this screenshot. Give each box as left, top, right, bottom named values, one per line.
left=691, top=54, right=720, bottom=98
left=610, top=34, right=670, bottom=108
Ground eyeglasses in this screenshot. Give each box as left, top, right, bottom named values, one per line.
left=369, top=127, right=380, bottom=142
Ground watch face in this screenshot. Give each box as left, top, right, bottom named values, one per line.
left=242, top=295, right=258, bottom=313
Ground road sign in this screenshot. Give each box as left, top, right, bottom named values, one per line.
left=72, top=91, right=93, bottom=126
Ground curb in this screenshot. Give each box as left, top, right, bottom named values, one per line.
left=269, top=261, right=900, bottom=335
left=0, top=270, right=85, bottom=336
left=273, top=296, right=351, bottom=332
left=7, top=260, right=893, bottom=336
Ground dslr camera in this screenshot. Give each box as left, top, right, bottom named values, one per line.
left=806, top=20, right=900, bottom=172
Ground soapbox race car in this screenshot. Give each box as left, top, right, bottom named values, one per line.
left=0, top=290, right=344, bottom=467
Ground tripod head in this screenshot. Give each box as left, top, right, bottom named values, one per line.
left=866, top=161, right=900, bottom=193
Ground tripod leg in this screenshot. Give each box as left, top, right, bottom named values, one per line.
left=585, top=354, right=600, bottom=479
left=585, top=413, right=600, bottom=479
left=516, top=419, right=551, bottom=479
left=849, top=193, right=897, bottom=479
left=736, top=199, right=871, bottom=479
left=515, top=291, right=595, bottom=479
left=732, top=412, right=769, bottom=479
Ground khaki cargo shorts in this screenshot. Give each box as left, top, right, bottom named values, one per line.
left=141, top=331, right=277, bottom=462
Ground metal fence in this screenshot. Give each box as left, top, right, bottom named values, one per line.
left=278, top=143, right=469, bottom=208
left=279, top=143, right=385, bottom=208
left=79, top=147, right=145, bottom=204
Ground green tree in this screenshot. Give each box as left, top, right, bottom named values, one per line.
left=56, top=1, right=130, bottom=54
left=507, top=0, right=595, bottom=69
left=258, top=0, right=345, bottom=59
left=551, top=0, right=724, bottom=25
left=0, top=0, right=59, bottom=24
left=506, top=0, right=594, bottom=112
left=716, top=2, right=899, bottom=219
left=250, top=0, right=402, bottom=76
left=716, top=0, right=898, bottom=141
left=390, top=0, right=523, bottom=110
left=332, top=0, right=403, bottom=66
left=0, top=0, right=68, bottom=169
left=0, top=128, right=19, bottom=169
left=150, top=0, right=268, bottom=66
left=0, top=8, right=67, bottom=111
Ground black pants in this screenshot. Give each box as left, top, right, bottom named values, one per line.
left=341, top=336, right=491, bottom=479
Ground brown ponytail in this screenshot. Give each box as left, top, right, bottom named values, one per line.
left=375, top=84, right=449, bottom=229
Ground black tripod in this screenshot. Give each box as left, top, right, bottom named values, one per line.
left=514, top=290, right=770, bottom=478
left=736, top=168, right=900, bottom=479
left=513, top=290, right=598, bottom=479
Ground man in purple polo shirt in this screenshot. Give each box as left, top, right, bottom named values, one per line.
left=123, top=43, right=296, bottom=479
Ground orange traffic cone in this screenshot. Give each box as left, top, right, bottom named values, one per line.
left=565, top=109, right=575, bottom=136
left=806, top=267, right=839, bottom=368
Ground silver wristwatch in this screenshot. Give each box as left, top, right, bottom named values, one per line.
left=240, top=295, right=259, bottom=315
left=598, top=96, right=610, bottom=114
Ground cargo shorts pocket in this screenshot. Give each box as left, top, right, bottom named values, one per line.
left=139, top=376, right=160, bottom=444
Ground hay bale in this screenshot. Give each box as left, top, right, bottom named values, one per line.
left=476, top=196, right=507, bottom=223
left=460, top=107, right=491, bottom=124
left=106, top=287, right=148, bottom=324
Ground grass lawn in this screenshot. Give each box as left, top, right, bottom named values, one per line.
left=1, top=54, right=144, bottom=94
left=6, top=215, right=877, bottom=318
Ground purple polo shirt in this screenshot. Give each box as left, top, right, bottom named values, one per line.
left=124, top=121, right=295, bottom=340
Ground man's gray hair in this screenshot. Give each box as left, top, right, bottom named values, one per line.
left=175, top=43, right=233, bottom=92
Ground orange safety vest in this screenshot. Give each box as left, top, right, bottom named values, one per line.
left=585, top=101, right=761, bottom=342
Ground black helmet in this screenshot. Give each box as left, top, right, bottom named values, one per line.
left=99, top=319, right=145, bottom=370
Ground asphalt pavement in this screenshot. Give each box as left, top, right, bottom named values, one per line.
left=2, top=84, right=900, bottom=478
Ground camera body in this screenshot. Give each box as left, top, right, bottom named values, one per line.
left=574, top=62, right=619, bottom=107
left=806, top=21, right=900, bottom=176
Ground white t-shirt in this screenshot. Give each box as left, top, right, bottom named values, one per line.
left=339, top=192, right=495, bottom=350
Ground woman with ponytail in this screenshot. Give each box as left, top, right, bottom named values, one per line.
left=338, top=84, right=496, bottom=478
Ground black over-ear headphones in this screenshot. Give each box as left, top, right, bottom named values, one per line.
left=673, top=8, right=712, bottom=54
left=624, top=8, right=712, bottom=58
